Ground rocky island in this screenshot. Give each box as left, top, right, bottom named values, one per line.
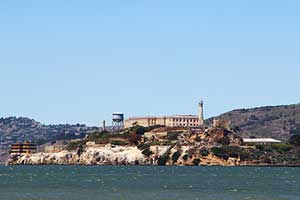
left=8, top=124, right=300, bottom=166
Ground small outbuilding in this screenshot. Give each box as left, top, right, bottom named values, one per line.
left=10, top=141, right=37, bottom=154
left=242, top=138, right=281, bottom=145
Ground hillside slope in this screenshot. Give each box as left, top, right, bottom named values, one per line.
left=209, top=104, right=300, bottom=141
left=0, top=117, right=99, bottom=151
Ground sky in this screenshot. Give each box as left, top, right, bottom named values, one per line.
left=0, top=0, right=300, bottom=126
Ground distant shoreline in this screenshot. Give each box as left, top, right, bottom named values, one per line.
left=3, top=163, right=300, bottom=167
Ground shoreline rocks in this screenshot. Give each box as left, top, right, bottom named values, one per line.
left=8, top=144, right=243, bottom=166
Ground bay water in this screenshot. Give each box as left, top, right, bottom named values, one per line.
left=0, top=165, right=299, bottom=200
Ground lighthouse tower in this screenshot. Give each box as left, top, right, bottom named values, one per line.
left=198, top=100, right=204, bottom=125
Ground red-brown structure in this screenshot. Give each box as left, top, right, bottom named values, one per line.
left=10, top=141, right=37, bottom=154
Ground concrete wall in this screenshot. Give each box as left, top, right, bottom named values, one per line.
left=124, top=116, right=203, bottom=128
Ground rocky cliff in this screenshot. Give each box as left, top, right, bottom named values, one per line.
left=8, top=126, right=300, bottom=166
left=8, top=144, right=240, bottom=166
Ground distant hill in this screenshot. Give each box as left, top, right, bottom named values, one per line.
left=208, top=104, right=300, bottom=141
left=0, top=117, right=99, bottom=151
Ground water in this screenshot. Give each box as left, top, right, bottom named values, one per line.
left=0, top=165, right=299, bottom=200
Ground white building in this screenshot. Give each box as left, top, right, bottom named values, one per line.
left=243, top=138, right=281, bottom=145
left=124, top=101, right=204, bottom=128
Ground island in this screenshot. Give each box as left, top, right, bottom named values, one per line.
left=7, top=122, right=300, bottom=166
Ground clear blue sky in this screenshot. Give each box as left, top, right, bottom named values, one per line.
left=0, top=0, right=299, bottom=126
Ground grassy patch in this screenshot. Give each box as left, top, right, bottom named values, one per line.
left=87, top=131, right=110, bottom=144
left=110, top=140, right=128, bottom=146
left=138, top=143, right=151, bottom=150
left=148, top=141, right=174, bottom=146
left=272, top=144, right=293, bottom=153
left=66, top=141, right=84, bottom=151
left=166, top=131, right=181, bottom=140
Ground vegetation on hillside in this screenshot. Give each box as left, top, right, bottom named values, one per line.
left=0, top=117, right=98, bottom=151
left=208, top=104, right=300, bottom=141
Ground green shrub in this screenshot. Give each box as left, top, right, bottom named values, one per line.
left=158, top=152, right=170, bottom=166
left=142, top=148, right=153, bottom=157
left=166, top=132, right=181, bottom=140
left=138, top=143, right=151, bottom=150
left=211, top=146, right=249, bottom=161
left=211, top=147, right=226, bottom=157
left=130, top=126, right=147, bottom=135
left=128, top=132, right=140, bottom=145
left=228, top=152, right=239, bottom=158
left=256, top=145, right=264, bottom=151
left=144, top=125, right=164, bottom=132
left=195, top=136, right=202, bottom=142
left=172, top=151, right=182, bottom=163
left=192, top=158, right=201, bottom=166
left=110, top=140, right=128, bottom=146
left=255, top=145, right=273, bottom=152
left=66, top=141, right=84, bottom=151
left=182, top=154, right=189, bottom=161
left=148, top=141, right=174, bottom=146
left=217, top=136, right=230, bottom=145
left=289, top=128, right=300, bottom=135
left=239, top=150, right=251, bottom=161
left=160, top=140, right=175, bottom=146
left=222, top=154, right=229, bottom=160
left=272, top=144, right=293, bottom=153
left=87, top=131, right=110, bottom=144
left=77, top=144, right=84, bottom=156
left=200, top=148, right=209, bottom=157
left=232, top=126, right=241, bottom=132
left=289, top=135, right=300, bottom=146
left=111, top=132, right=130, bottom=138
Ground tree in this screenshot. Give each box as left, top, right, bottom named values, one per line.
left=289, top=134, right=300, bottom=146
left=128, top=131, right=140, bottom=145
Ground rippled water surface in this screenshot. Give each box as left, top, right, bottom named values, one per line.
left=0, top=165, right=299, bottom=200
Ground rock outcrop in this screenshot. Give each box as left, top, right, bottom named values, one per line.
left=7, top=126, right=300, bottom=166
left=8, top=144, right=240, bottom=166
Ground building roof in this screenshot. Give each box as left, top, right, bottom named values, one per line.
left=243, top=138, right=281, bottom=143
left=126, top=115, right=198, bottom=120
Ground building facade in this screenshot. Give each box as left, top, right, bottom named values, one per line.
left=124, top=101, right=204, bottom=128
left=10, top=141, right=37, bottom=154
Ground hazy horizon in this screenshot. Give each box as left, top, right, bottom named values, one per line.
left=1, top=0, right=300, bottom=126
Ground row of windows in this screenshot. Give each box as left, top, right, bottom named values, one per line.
left=173, top=123, right=198, bottom=127
left=173, top=118, right=198, bottom=122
